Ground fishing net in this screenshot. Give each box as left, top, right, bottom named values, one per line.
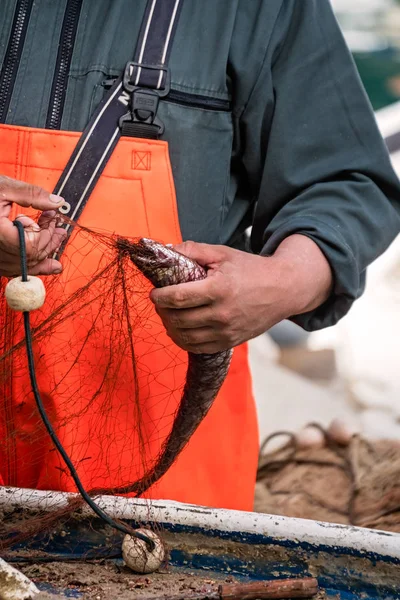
left=0, top=216, right=230, bottom=555
left=255, top=426, right=400, bottom=533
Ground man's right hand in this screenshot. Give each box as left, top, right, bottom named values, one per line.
left=0, top=175, right=67, bottom=277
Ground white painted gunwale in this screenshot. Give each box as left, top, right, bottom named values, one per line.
left=1, top=486, right=399, bottom=561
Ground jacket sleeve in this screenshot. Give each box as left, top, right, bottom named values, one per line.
left=243, top=0, right=400, bottom=330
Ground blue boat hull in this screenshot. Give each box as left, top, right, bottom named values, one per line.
left=2, top=489, right=399, bottom=599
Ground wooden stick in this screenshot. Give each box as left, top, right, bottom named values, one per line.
left=218, top=577, right=319, bottom=599
left=140, top=577, right=319, bottom=600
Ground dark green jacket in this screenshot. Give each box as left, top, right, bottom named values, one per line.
left=1, top=0, right=400, bottom=330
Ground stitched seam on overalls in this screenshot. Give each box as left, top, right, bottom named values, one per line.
left=134, top=177, right=151, bottom=237
left=163, top=143, right=181, bottom=242
left=14, top=130, right=21, bottom=180
left=21, top=127, right=30, bottom=183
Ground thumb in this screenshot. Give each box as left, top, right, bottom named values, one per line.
left=0, top=176, right=64, bottom=212
left=173, top=241, right=228, bottom=267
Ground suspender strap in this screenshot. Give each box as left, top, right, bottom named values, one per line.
left=129, top=0, right=182, bottom=90
left=54, top=0, right=183, bottom=251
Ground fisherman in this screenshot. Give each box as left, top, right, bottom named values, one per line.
left=0, top=0, right=399, bottom=511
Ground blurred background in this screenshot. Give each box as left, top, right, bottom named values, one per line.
left=250, top=0, right=400, bottom=444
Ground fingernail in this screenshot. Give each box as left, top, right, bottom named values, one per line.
left=50, top=194, right=64, bottom=204
left=53, top=268, right=62, bottom=274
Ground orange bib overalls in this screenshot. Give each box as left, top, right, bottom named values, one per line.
left=0, top=0, right=259, bottom=511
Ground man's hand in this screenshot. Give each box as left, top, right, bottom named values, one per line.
left=151, top=235, right=333, bottom=354
left=0, top=175, right=67, bottom=277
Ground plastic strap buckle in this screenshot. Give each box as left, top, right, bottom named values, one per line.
left=119, top=88, right=165, bottom=137
left=122, top=61, right=171, bottom=96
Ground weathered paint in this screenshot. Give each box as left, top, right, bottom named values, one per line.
left=1, top=487, right=400, bottom=599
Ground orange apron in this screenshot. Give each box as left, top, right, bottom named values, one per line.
left=0, top=123, right=259, bottom=511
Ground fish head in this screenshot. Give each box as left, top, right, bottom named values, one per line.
left=121, top=238, right=181, bottom=287
left=117, top=237, right=206, bottom=288
left=140, top=238, right=177, bottom=261
left=133, top=238, right=178, bottom=269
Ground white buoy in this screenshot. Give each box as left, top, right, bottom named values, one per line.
left=0, top=557, right=39, bottom=600
left=296, top=426, right=325, bottom=450
left=122, top=529, right=165, bottom=574
left=5, top=276, right=46, bottom=312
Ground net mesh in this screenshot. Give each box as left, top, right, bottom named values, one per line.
left=0, top=218, right=227, bottom=553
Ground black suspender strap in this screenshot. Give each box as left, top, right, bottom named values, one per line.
left=127, top=0, right=181, bottom=90
left=53, top=0, right=183, bottom=253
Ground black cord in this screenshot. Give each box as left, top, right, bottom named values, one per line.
left=13, top=220, right=155, bottom=551
left=16, top=219, right=29, bottom=283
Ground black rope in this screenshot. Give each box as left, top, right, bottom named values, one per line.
left=12, top=219, right=155, bottom=551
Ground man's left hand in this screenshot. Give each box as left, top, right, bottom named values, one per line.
left=150, top=235, right=333, bottom=354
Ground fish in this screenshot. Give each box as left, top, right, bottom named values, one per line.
left=117, top=237, right=233, bottom=496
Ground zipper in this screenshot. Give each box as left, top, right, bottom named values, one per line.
left=103, top=78, right=231, bottom=112
left=0, top=0, right=34, bottom=123
left=46, top=0, right=83, bottom=129
left=166, top=89, right=231, bottom=112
